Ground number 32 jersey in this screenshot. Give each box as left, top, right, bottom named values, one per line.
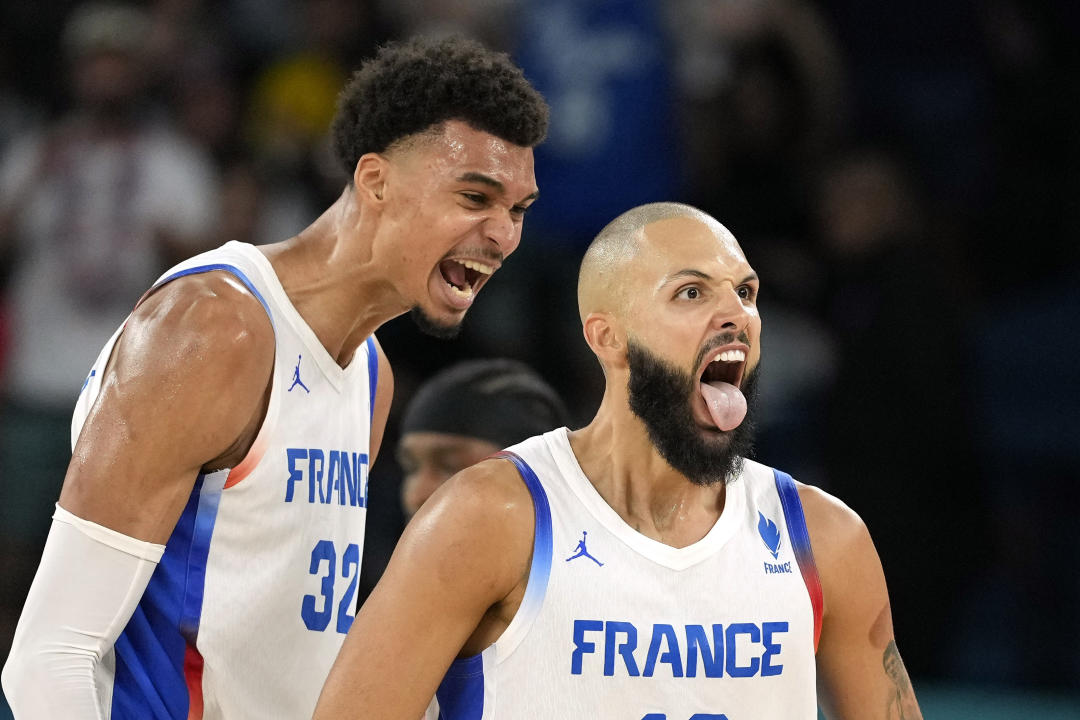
left=72, top=241, right=378, bottom=719
left=430, top=428, right=823, bottom=720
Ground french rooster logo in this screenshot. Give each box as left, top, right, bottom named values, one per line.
left=758, top=512, right=782, bottom=559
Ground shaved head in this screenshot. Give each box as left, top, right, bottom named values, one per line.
left=575, top=201, right=761, bottom=483
left=577, top=202, right=728, bottom=323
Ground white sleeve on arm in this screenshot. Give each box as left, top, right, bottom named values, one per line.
left=1, top=505, right=165, bottom=719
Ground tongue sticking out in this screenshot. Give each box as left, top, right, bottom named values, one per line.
left=699, top=381, right=747, bottom=432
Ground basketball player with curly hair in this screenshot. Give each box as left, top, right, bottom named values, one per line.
left=2, top=35, right=548, bottom=719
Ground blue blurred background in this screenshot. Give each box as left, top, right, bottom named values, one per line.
left=1, top=0, right=1077, bottom=716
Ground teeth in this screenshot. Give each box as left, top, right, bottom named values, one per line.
left=713, top=349, right=746, bottom=363
left=456, top=259, right=494, bottom=275
left=447, top=281, right=473, bottom=299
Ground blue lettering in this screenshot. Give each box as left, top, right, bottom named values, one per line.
left=355, top=452, right=369, bottom=508
left=685, top=624, right=724, bottom=678
left=725, top=623, right=761, bottom=677
left=761, top=621, right=787, bottom=676
left=336, top=543, right=360, bottom=633
left=572, top=620, right=786, bottom=680
left=284, top=448, right=307, bottom=502
left=571, top=620, right=603, bottom=674
left=308, top=448, right=325, bottom=503
left=339, top=452, right=354, bottom=506
left=301, top=539, right=335, bottom=631
left=605, top=621, right=640, bottom=677
left=284, top=448, right=368, bottom=507
left=328, top=451, right=342, bottom=505
left=643, top=623, right=683, bottom=677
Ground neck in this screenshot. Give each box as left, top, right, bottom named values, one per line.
left=260, top=188, right=410, bottom=367
left=568, top=385, right=727, bottom=548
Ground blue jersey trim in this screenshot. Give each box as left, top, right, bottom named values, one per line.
left=435, top=654, right=486, bottom=720
left=496, top=451, right=554, bottom=630
left=365, top=335, right=378, bottom=423
left=110, top=471, right=225, bottom=718
left=773, top=471, right=808, bottom=553
left=773, top=468, right=823, bottom=650
left=179, top=472, right=226, bottom=641
left=433, top=450, right=554, bottom=719
left=153, top=263, right=273, bottom=328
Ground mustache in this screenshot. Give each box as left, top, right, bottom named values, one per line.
left=693, top=330, right=751, bottom=373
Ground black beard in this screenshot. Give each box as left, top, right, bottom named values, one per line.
left=410, top=306, right=461, bottom=340
left=626, top=339, right=759, bottom=486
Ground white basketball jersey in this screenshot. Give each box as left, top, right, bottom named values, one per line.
left=71, top=241, right=378, bottom=719
left=430, top=428, right=823, bottom=720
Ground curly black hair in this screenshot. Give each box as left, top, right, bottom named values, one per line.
left=331, top=35, right=549, bottom=179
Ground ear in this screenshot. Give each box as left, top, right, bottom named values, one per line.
left=582, top=312, right=628, bottom=370
left=353, top=153, right=388, bottom=205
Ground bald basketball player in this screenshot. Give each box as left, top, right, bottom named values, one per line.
left=315, top=202, right=922, bottom=719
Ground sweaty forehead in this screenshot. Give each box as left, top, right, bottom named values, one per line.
left=404, top=121, right=537, bottom=190
left=637, top=216, right=748, bottom=274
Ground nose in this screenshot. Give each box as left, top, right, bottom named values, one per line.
left=484, top=208, right=520, bottom=257
left=709, top=284, right=753, bottom=334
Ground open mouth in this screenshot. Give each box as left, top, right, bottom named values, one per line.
left=438, top=258, right=495, bottom=300
left=697, top=345, right=749, bottom=432
left=699, top=347, right=747, bottom=389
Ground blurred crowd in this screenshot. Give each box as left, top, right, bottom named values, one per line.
left=1, top=0, right=1078, bottom=700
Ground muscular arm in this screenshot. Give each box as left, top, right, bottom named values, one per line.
left=1, top=273, right=274, bottom=717
left=314, top=459, right=535, bottom=719
left=61, top=272, right=275, bottom=540
left=800, top=485, right=923, bottom=720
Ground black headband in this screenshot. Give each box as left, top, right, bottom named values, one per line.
left=400, top=359, right=570, bottom=449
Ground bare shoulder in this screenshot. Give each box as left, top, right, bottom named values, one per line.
left=402, top=456, right=535, bottom=588
left=63, top=271, right=277, bottom=539
left=415, top=455, right=537, bottom=545
left=795, top=482, right=882, bottom=604
left=110, top=271, right=276, bottom=439
left=125, top=270, right=275, bottom=365
left=796, top=481, right=872, bottom=555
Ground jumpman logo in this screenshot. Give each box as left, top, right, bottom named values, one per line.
left=565, top=531, right=603, bottom=566
left=288, top=354, right=310, bottom=393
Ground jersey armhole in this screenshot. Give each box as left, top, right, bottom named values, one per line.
left=138, top=263, right=275, bottom=326
left=432, top=451, right=552, bottom=718
left=773, top=469, right=824, bottom=653
left=489, top=450, right=554, bottom=659
left=365, top=335, right=378, bottom=423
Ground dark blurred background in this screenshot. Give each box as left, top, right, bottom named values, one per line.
left=1, top=1, right=1078, bottom=716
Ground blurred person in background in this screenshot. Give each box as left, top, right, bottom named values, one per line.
left=812, top=147, right=984, bottom=680
left=1, top=33, right=548, bottom=719
left=243, top=0, right=387, bottom=240
left=397, top=358, right=570, bottom=520
left=666, top=0, right=847, bottom=241
left=0, top=0, right=219, bottom=669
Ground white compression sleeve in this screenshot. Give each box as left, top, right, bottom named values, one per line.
left=1, top=505, right=165, bottom=719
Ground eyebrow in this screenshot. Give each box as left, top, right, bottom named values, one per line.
left=664, top=269, right=759, bottom=285
left=456, top=172, right=539, bottom=202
